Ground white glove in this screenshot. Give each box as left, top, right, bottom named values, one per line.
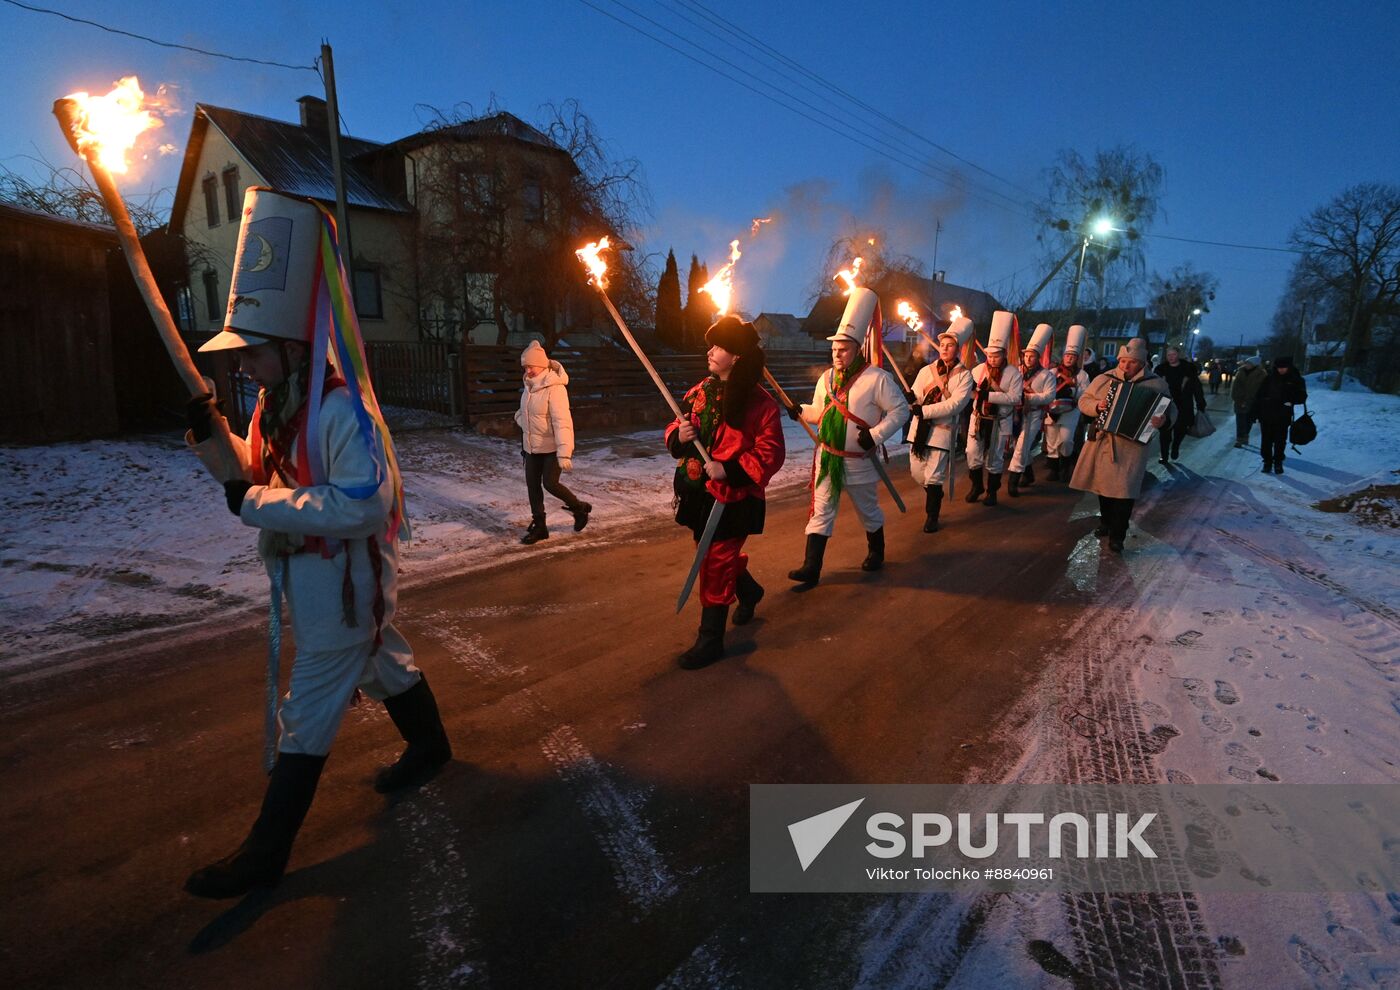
left=558, top=456, right=573, bottom=472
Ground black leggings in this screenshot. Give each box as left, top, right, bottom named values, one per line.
left=1097, top=495, right=1136, bottom=541
left=523, top=451, right=583, bottom=518
left=1259, top=420, right=1289, bottom=466
left=1158, top=417, right=1190, bottom=459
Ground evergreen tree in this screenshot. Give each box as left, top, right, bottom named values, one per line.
left=656, top=249, right=683, bottom=348
left=683, top=256, right=716, bottom=350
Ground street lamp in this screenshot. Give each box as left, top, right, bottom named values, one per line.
left=1068, top=216, right=1118, bottom=314
left=1187, top=308, right=1203, bottom=359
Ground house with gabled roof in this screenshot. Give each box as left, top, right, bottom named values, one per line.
left=169, top=96, right=598, bottom=346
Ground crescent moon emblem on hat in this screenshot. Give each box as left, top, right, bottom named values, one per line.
left=246, top=234, right=275, bottom=273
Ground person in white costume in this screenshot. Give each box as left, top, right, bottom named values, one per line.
left=1042, top=324, right=1091, bottom=481
left=183, top=189, right=450, bottom=900
left=787, top=288, right=909, bottom=584
left=906, top=316, right=974, bottom=532
left=963, top=311, right=1023, bottom=507
left=1008, top=322, right=1057, bottom=497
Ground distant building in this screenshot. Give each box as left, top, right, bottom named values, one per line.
left=1021, top=307, right=1170, bottom=359
left=170, top=97, right=600, bottom=346
left=753, top=312, right=823, bottom=352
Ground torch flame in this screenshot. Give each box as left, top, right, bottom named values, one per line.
left=750, top=216, right=772, bottom=237
left=575, top=236, right=611, bottom=287
left=949, top=305, right=963, bottom=321
left=834, top=256, right=864, bottom=295
left=896, top=300, right=923, bottom=333
left=61, top=76, right=163, bottom=174
left=699, top=239, right=742, bottom=315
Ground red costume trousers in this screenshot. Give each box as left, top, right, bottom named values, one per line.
left=699, top=536, right=748, bottom=607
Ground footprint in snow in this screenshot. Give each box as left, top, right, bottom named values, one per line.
left=1295, top=625, right=1328, bottom=644
left=1202, top=712, right=1234, bottom=734
left=1229, top=647, right=1255, bottom=667
left=1214, top=680, right=1239, bottom=705
left=1173, top=629, right=1205, bottom=648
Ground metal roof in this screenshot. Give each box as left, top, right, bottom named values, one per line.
left=199, top=104, right=410, bottom=213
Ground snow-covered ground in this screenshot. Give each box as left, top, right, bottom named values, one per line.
left=0, top=414, right=817, bottom=675
left=905, top=375, right=1400, bottom=988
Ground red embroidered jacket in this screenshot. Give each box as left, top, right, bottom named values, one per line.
left=665, top=384, right=787, bottom=503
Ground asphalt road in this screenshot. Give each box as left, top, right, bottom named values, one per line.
left=0, top=439, right=1160, bottom=989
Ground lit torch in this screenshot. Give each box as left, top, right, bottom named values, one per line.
left=53, top=79, right=211, bottom=400
left=750, top=216, right=772, bottom=237
left=575, top=237, right=720, bottom=612
left=835, top=256, right=864, bottom=295
left=698, top=239, right=741, bottom=316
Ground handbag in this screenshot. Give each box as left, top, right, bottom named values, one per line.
left=1290, top=404, right=1317, bottom=450
left=1186, top=408, right=1216, bottom=439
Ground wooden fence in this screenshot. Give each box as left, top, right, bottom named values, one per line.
left=213, top=341, right=833, bottom=435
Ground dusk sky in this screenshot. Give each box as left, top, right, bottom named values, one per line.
left=4, top=0, right=1397, bottom=345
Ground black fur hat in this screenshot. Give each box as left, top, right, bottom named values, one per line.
left=705, top=317, right=766, bottom=427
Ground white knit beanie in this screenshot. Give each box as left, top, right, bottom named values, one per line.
left=520, top=340, right=548, bottom=369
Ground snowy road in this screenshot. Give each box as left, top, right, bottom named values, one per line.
left=1, top=380, right=1396, bottom=988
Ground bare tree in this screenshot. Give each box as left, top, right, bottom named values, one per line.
left=1149, top=262, right=1219, bottom=350
left=806, top=231, right=927, bottom=306
left=1, top=159, right=167, bottom=234
left=1288, top=182, right=1400, bottom=389
left=1032, top=146, right=1165, bottom=310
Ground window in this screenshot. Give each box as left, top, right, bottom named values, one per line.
left=353, top=267, right=383, bottom=320
left=176, top=285, right=195, bottom=331
left=457, top=168, right=496, bottom=214
left=202, top=269, right=220, bottom=322
left=521, top=178, right=544, bottom=223
left=222, top=167, right=241, bottom=223
left=202, top=176, right=219, bottom=227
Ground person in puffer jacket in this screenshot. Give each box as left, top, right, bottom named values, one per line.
left=514, top=340, right=591, bottom=544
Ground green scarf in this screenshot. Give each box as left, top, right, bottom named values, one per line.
left=814, top=358, right=865, bottom=497
left=675, top=375, right=723, bottom=491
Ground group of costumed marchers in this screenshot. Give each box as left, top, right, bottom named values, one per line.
left=179, top=188, right=1181, bottom=901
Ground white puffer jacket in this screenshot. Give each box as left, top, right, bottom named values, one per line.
left=514, top=361, right=575, bottom=457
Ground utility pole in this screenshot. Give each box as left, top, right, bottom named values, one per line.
left=931, top=218, right=942, bottom=276
left=321, top=41, right=354, bottom=304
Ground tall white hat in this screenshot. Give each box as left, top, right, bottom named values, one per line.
left=939, top=315, right=975, bottom=349
left=1064, top=324, right=1088, bottom=356
left=199, top=187, right=323, bottom=352
left=827, top=287, right=879, bottom=345
left=1025, top=322, right=1053, bottom=354
left=986, top=310, right=1016, bottom=353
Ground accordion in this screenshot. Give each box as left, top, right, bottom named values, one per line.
left=1092, top=379, right=1171, bottom=443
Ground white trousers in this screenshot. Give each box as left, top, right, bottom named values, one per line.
left=909, top=447, right=954, bottom=491
left=806, top=476, right=884, bottom=536
left=279, top=622, right=420, bottom=756
left=1043, top=410, right=1081, bottom=458
left=965, top=416, right=1012, bottom=473
left=1009, top=414, right=1045, bottom=473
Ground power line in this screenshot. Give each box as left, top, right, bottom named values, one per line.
left=672, top=0, right=1037, bottom=200
left=1144, top=232, right=1302, bottom=255
left=576, top=0, right=1034, bottom=220
left=1, top=0, right=316, bottom=71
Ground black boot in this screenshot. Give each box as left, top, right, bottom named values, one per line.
left=571, top=501, right=592, bottom=532
left=1022, top=464, right=1035, bottom=486
left=788, top=534, right=828, bottom=585
left=1047, top=457, right=1060, bottom=482
left=984, top=473, right=1002, bottom=507
left=923, top=485, right=944, bottom=533
left=375, top=675, right=453, bottom=793
left=964, top=467, right=985, bottom=503
left=185, top=752, right=326, bottom=899
left=521, top=515, right=548, bottom=545
left=679, top=605, right=728, bottom=669
left=733, top=570, right=764, bottom=625
left=1008, top=472, right=1021, bottom=498
left=860, top=527, right=885, bottom=572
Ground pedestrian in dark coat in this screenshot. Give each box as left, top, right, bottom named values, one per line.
left=1252, top=356, right=1307, bottom=474
left=1230, top=358, right=1267, bottom=447
left=1153, top=347, right=1206, bottom=464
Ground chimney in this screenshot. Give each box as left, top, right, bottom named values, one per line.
left=934, top=270, right=946, bottom=283
left=297, top=95, right=329, bottom=132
